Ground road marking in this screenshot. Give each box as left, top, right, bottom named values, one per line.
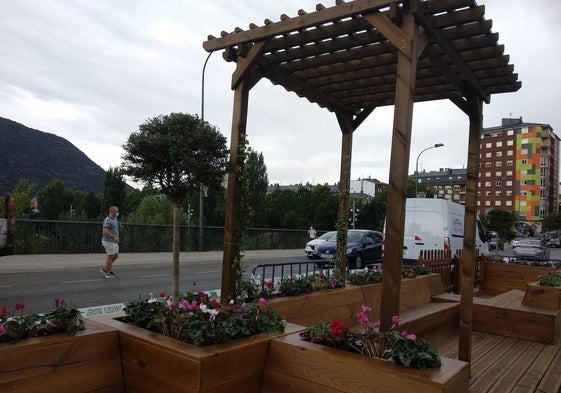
left=61, top=279, right=107, bottom=284
left=139, top=274, right=170, bottom=278
left=198, top=270, right=220, bottom=274
left=0, top=285, right=12, bottom=288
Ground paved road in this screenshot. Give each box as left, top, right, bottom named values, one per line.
left=0, top=249, right=304, bottom=314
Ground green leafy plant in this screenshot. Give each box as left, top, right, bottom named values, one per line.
left=537, top=269, right=561, bottom=287
left=123, top=291, right=286, bottom=346
left=0, top=299, right=84, bottom=342
left=348, top=266, right=383, bottom=285
left=299, top=305, right=441, bottom=370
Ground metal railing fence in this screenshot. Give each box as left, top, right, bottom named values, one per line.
left=12, top=219, right=307, bottom=254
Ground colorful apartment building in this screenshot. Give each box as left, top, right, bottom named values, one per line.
left=411, top=118, right=559, bottom=230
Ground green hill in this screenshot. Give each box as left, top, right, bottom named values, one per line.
left=0, top=116, right=107, bottom=195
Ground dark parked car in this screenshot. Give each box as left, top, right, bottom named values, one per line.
left=547, top=237, right=561, bottom=248
left=513, top=238, right=550, bottom=260
left=315, top=229, right=383, bottom=269
left=488, top=237, right=504, bottom=251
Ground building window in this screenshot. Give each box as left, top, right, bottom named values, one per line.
left=495, top=171, right=502, bottom=177
left=507, top=140, right=514, bottom=146
left=485, top=142, right=492, bottom=148
left=506, top=160, right=513, bottom=166
left=486, top=200, right=491, bottom=206
left=520, top=201, right=527, bottom=206
left=507, top=150, right=513, bottom=156
left=485, top=181, right=491, bottom=187
left=485, top=172, right=491, bottom=177
left=540, top=189, right=545, bottom=198
left=506, top=190, right=513, bottom=196
left=521, top=138, right=529, bottom=144
left=496, top=141, right=502, bottom=147
left=506, top=171, right=513, bottom=176
left=495, top=191, right=501, bottom=196
left=522, top=127, right=529, bottom=134
left=507, top=130, right=514, bottom=136
left=496, top=161, right=502, bottom=167
left=485, top=191, right=491, bottom=196
left=495, top=181, right=502, bottom=186
left=506, top=200, right=512, bottom=206
left=485, top=162, right=492, bottom=168
left=541, top=157, right=548, bottom=167
left=506, top=180, right=513, bottom=186
left=486, top=152, right=492, bottom=158
left=540, top=209, right=546, bottom=219
left=496, top=151, right=502, bottom=157
left=521, top=159, right=527, bottom=165
left=495, top=201, right=501, bottom=206
left=521, top=149, right=528, bottom=155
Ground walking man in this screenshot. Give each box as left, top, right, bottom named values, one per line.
left=100, top=206, right=119, bottom=278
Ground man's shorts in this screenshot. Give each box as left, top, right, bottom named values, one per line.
left=102, top=241, right=119, bottom=256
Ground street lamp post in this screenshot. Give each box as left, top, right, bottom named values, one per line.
left=198, top=51, right=213, bottom=251
left=415, top=143, right=444, bottom=197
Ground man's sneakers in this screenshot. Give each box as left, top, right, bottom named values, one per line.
left=109, top=271, right=118, bottom=279
left=100, top=268, right=112, bottom=279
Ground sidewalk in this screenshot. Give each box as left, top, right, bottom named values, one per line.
left=0, top=249, right=305, bottom=272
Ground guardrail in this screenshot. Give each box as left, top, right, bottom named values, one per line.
left=11, top=219, right=308, bottom=254
left=251, top=260, right=334, bottom=290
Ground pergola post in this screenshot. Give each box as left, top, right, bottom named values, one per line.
left=380, top=11, right=418, bottom=331
left=221, top=78, right=250, bottom=306
left=335, top=112, right=354, bottom=284
left=458, top=92, right=483, bottom=366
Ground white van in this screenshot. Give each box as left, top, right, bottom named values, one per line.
left=402, top=198, right=488, bottom=265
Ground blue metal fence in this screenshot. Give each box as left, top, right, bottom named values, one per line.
left=251, top=260, right=337, bottom=290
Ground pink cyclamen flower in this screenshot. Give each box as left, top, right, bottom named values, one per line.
left=357, top=311, right=369, bottom=325
left=0, top=323, right=4, bottom=336
left=264, top=280, right=274, bottom=288
left=361, top=305, right=372, bottom=314
left=374, top=320, right=381, bottom=328
left=259, top=298, right=267, bottom=307
left=402, top=330, right=417, bottom=340
left=391, top=315, right=400, bottom=328
left=185, top=300, right=199, bottom=311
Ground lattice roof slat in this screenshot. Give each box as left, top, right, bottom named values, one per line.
left=203, top=0, right=520, bottom=114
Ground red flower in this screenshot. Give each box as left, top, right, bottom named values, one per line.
left=264, top=280, right=274, bottom=288
left=199, top=296, right=207, bottom=304
left=329, top=320, right=349, bottom=338
left=15, top=303, right=25, bottom=311
left=1, top=306, right=7, bottom=317
left=211, top=299, right=220, bottom=308
left=159, top=292, right=167, bottom=298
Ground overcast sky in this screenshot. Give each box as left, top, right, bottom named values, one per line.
left=1, top=1, right=559, bottom=187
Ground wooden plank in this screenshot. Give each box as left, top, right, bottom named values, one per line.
left=536, top=345, right=561, bottom=393
left=469, top=337, right=520, bottom=392
left=264, top=333, right=469, bottom=393
left=261, top=367, right=342, bottom=393
left=511, top=343, right=556, bottom=392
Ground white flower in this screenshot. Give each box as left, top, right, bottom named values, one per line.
left=147, top=298, right=158, bottom=303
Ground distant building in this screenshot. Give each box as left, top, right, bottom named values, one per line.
left=267, top=177, right=387, bottom=200
left=410, top=117, right=560, bottom=231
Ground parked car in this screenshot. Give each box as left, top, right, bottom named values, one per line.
left=315, top=229, right=383, bottom=269
left=547, top=236, right=561, bottom=248
left=511, top=237, right=525, bottom=248
left=304, top=231, right=336, bottom=259
left=512, top=238, right=550, bottom=260
left=488, top=237, right=504, bottom=251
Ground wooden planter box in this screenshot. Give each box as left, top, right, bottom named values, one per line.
left=0, top=319, right=123, bottom=392
left=523, top=282, right=561, bottom=309
left=94, top=314, right=302, bottom=393
left=481, top=262, right=552, bottom=294
left=261, top=332, right=469, bottom=393
left=266, top=274, right=445, bottom=327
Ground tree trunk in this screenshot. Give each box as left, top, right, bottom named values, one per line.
left=172, top=202, right=180, bottom=302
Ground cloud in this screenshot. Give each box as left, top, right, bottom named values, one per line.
left=0, top=0, right=558, bottom=187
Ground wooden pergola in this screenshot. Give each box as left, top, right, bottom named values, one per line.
left=203, top=0, right=520, bottom=364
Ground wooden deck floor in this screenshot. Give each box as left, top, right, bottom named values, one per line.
left=432, top=329, right=561, bottom=393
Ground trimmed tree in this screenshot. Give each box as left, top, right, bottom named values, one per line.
left=121, top=113, right=228, bottom=301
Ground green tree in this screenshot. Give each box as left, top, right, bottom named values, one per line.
left=483, top=209, right=516, bottom=241
left=10, top=179, right=38, bottom=218
left=37, top=179, right=73, bottom=220
left=102, top=167, right=127, bottom=216
left=121, top=113, right=228, bottom=301
left=543, top=211, right=561, bottom=232
left=309, top=185, right=338, bottom=230
left=244, top=149, right=268, bottom=227
left=126, top=194, right=176, bottom=224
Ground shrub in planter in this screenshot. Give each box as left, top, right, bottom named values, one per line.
left=537, top=269, right=561, bottom=287
left=299, top=304, right=441, bottom=370
left=0, top=299, right=84, bottom=342
left=122, top=291, right=286, bottom=346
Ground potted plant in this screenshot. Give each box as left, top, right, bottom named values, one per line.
left=262, top=305, right=469, bottom=393
left=0, top=299, right=122, bottom=392
left=94, top=291, right=299, bottom=393
left=522, top=269, right=561, bottom=309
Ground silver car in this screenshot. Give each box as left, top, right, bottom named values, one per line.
left=304, top=231, right=336, bottom=259
left=513, top=238, right=550, bottom=260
